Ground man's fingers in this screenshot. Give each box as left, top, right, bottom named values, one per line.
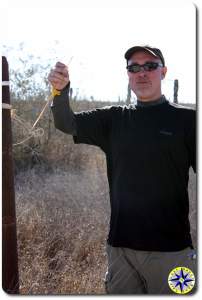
left=50, top=70, right=68, bottom=81
left=56, top=67, right=68, bottom=77
left=50, top=72, right=64, bottom=81
left=50, top=78, right=62, bottom=85
left=48, top=76, right=67, bottom=87
left=53, top=66, right=68, bottom=76
left=49, top=75, right=67, bottom=85
left=55, top=61, right=67, bottom=68
left=49, top=72, right=68, bottom=82
left=56, top=61, right=66, bottom=65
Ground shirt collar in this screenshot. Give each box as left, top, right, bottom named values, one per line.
left=136, top=95, right=167, bottom=108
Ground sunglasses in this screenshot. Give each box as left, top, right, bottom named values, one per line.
left=126, top=62, right=163, bottom=73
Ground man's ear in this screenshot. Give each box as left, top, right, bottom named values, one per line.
left=161, top=66, right=167, bottom=80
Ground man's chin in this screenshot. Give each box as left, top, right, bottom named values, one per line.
left=135, top=92, right=153, bottom=101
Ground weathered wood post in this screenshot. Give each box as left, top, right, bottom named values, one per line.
left=174, top=79, right=179, bottom=104
left=2, top=56, right=19, bottom=294
left=69, top=87, right=73, bottom=101
left=126, top=83, right=131, bottom=105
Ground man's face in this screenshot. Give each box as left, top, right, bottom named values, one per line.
left=127, top=51, right=167, bottom=101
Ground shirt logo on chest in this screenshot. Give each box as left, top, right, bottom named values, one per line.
left=159, top=130, right=173, bottom=136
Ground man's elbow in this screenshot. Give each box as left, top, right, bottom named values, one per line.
left=53, top=118, right=77, bottom=135
left=51, top=106, right=76, bottom=135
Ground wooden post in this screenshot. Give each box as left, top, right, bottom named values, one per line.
left=174, top=79, right=179, bottom=104
left=126, top=83, right=131, bottom=105
left=2, top=56, right=19, bottom=294
left=69, top=87, right=73, bottom=101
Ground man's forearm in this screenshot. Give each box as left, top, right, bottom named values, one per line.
left=50, top=82, right=77, bottom=135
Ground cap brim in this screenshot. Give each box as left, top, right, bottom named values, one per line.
left=124, top=46, right=158, bottom=61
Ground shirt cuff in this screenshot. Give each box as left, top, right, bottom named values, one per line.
left=50, top=81, right=71, bottom=107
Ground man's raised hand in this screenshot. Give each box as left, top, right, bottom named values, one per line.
left=48, top=62, right=70, bottom=91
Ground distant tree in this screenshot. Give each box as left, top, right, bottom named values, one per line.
left=2, top=43, right=56, bottom=101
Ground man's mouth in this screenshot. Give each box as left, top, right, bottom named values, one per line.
left=136, top=81, right=150, bottom=84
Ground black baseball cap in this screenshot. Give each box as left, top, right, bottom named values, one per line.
left=124, top=45, right=165, bottom=66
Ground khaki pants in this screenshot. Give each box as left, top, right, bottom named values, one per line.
left=104, top=243, right=197, bottom=295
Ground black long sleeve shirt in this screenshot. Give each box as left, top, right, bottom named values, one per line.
left=50, top=82, right=77, bottom=135
left=51, top=87, right=196, bottom=252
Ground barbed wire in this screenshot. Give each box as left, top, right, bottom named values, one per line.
left=10, top=56, right=74, bottom=147
left=11, top=94, right=53, bottom=147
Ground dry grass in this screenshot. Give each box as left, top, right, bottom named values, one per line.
left=15, top=163, right=110, bottom=294
left=12, top=99, right=196, bottom=294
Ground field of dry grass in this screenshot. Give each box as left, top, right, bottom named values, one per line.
left=15, top=164, right=110, bottom=294
left=12, top=99, right=197, bottom=294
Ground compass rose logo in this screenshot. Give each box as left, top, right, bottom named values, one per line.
left=168, top=267, right=195, bottom=294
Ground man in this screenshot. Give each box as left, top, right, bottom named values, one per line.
left=48, top=46, right=196, bottom=294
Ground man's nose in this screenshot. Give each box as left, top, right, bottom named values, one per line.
left=138, top=69, right=147, bottom=77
